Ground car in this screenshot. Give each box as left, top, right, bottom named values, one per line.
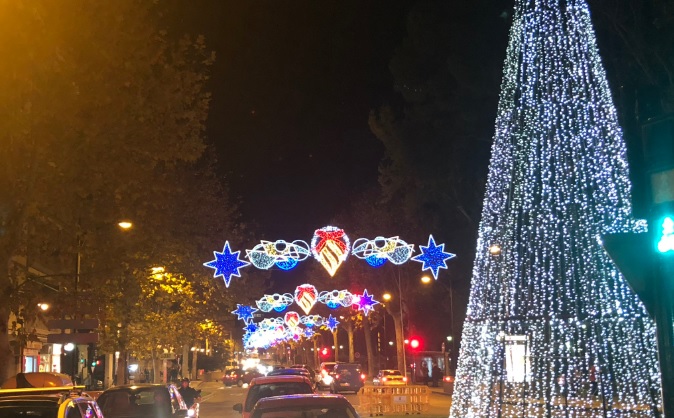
left=233, top=375, right=315, bottom=418
left=317, top=362, right=337, bottom=390
left=224, top=369, right=264, bottom=387
left=329, top=363, right=364, bottom=394
left=373, top=369, right=407, bottom=386
left=266, top=368, right=313, bottom=380
left=0, top=386, right=104, bottom=418
left=250, top=394, right=359, bottom=418
left=96, top=383, right=195, bottom=418
left=290, top=364, right=316, bottom=381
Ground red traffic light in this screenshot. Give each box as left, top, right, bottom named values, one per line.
left=321, top=347, right=330, bottom=357
left=409, top=338, right=421, bottom=350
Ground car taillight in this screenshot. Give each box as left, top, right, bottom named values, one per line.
left=382, top=377, right=388, bottom=382
left=335, top=374, right=340, bottom=380
left=402, top=377, right=408, bottom=382
left=360, top=374, right=366, bottom=380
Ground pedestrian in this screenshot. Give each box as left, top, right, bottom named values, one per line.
left=432, top=364, right=442, bottom=387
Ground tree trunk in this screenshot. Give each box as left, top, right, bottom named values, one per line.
left=332, top=330, right=339, bottom=362
left=152, top=349, right=161, bottom=383
left=191, top=345, right=198, bottom=380
left=0, top=303, right=14, bottom=383
left=392, top=313, right=405, bottom=374
left=362, top=315, right=375, bottom=377
left=347, top=322, right=355, bottom=363
left=181, top=344, right=189, bottom=379
left=115, top=350, right=127, bottom=386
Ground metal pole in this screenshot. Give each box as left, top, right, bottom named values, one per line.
left=398, top=272, right=407, bottom=381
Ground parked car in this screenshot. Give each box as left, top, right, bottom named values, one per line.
left=0, top=386, right=104, bottom=418
left=233, top=375, right=315, bottom=418
left=317, top=362, right=337, bottom=390
left=330, top=363, right=365, bottom=394
left=224, top=369, right=264, bottom=387
left=373, top=370, right=407, bottom=386
left=250, top=394, right=359, bottom=418
left=290, top=364, right=316, bottom=381
left=266, top=368, right=313, bottom=380
left=96, top=383, right=195, bottom=418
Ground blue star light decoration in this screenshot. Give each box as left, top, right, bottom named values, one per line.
left=354, top=289, right=379, bottom=316
left=325, top=315, right=340, bottom=332
left=204, top=241, right=251, bottom=287
left=245, top=323, right=259, bottom=333
left=411, top=235, right=456, bottom=279
left=232, top=304, right=258, bottom=323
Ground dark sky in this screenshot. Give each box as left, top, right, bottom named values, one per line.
left=176, top=1, right=414, bottom=239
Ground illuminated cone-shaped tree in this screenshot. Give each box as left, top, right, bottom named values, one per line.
left=450, top=1, right=662, bottom=417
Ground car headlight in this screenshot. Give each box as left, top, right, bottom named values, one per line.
left=187, top=409, right=196, bottom=417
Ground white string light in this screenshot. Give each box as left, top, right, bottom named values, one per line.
left=451, top=1, right=660, bottom=416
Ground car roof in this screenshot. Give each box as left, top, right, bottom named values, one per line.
left=380, top=369, right=401, bottom=373
left=250, top=375, right=313, bottom=385
left=253, top=394, right=351, bottom=409
left=100, top=384, right=170, bottom=392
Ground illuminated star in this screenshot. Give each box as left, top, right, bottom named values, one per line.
left=411, top=235, right=456, bottom=279
left=232, top=304, right=258, bottom=323
left=245, top=323, right=258, bottom=333
left=355, top=289, right=379, bottom=316
left=325, top=314, right=340, bottom=332
left=204, top=241, right=251, bottom=287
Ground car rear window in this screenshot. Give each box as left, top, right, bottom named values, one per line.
left=336, top=365, right=360, bottom=372
left=253, top=406, right=357, bottom=418
left=245, top=382, right=314, bottom=411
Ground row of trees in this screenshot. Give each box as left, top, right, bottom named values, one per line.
left=0, top=0, right=263, bottom=383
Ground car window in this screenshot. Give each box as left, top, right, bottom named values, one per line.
left=245, top=382, right=314, bottom=411
left=253, top=406, right=357, bottom=418
left=65, top=400, right=83, bottom=418
left=385, top=371, right=401, bottom=376
left=0, top=404, right=60, bottom=417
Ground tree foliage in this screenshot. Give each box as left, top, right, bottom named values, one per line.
left=0, top=0, right=248, bottom=382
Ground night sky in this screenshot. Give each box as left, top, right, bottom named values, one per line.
left=176, top=1, right=416, bottom=239
left=172, top=1, right=514, bottom=351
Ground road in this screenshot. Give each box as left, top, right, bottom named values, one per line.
left=195, top=381, right=452, bottom=418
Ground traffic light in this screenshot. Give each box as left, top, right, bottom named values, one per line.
left=320, top=347, right=330, bottom=358
left=656, top=213, right=674, bottom=254
left=409, top=338, right=421, bottom=350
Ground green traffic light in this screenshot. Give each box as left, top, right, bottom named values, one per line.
left=657, top=216, right=674, bottom=253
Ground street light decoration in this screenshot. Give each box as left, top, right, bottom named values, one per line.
left=203, top=241, right=250, bottom=287
left=294, top=284, right=318, bottom=314
left=411, top=235, right=455, bottom=279
left=232, top=304, right=258, bottom=323
left=352, top=236, right=415, bottom=267
left=255, top=293, right=294, bottom=313
left=318, top=289, right=354, bottom=309
left=325, top=315, right=340, bottom=332
left=311, top=226, right=351, bottom=276
left=246, top=240, right=311, bottom=270
left=352, top=289, right=379, bottom=316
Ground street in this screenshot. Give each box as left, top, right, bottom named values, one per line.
left=194, top=381, right=452, bottom=418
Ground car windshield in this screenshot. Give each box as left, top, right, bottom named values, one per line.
left=253, top=406, right=357, bottom=418
left=245, top=382, right=314, bottom=411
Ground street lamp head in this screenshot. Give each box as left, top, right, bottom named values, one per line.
left=447, top=336, right=453, bottom=342
left=64, top=343, right=75, bottom=352
left=37, top=303, right=50, bottom=311
left=420, top=276, right=432, bottom=284
left=118, top=221, right=133, bottom=230
left=382, top=293, right=392, bottom=301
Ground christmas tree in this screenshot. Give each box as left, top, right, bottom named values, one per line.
left=450, top=1, right=661, bottom=416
